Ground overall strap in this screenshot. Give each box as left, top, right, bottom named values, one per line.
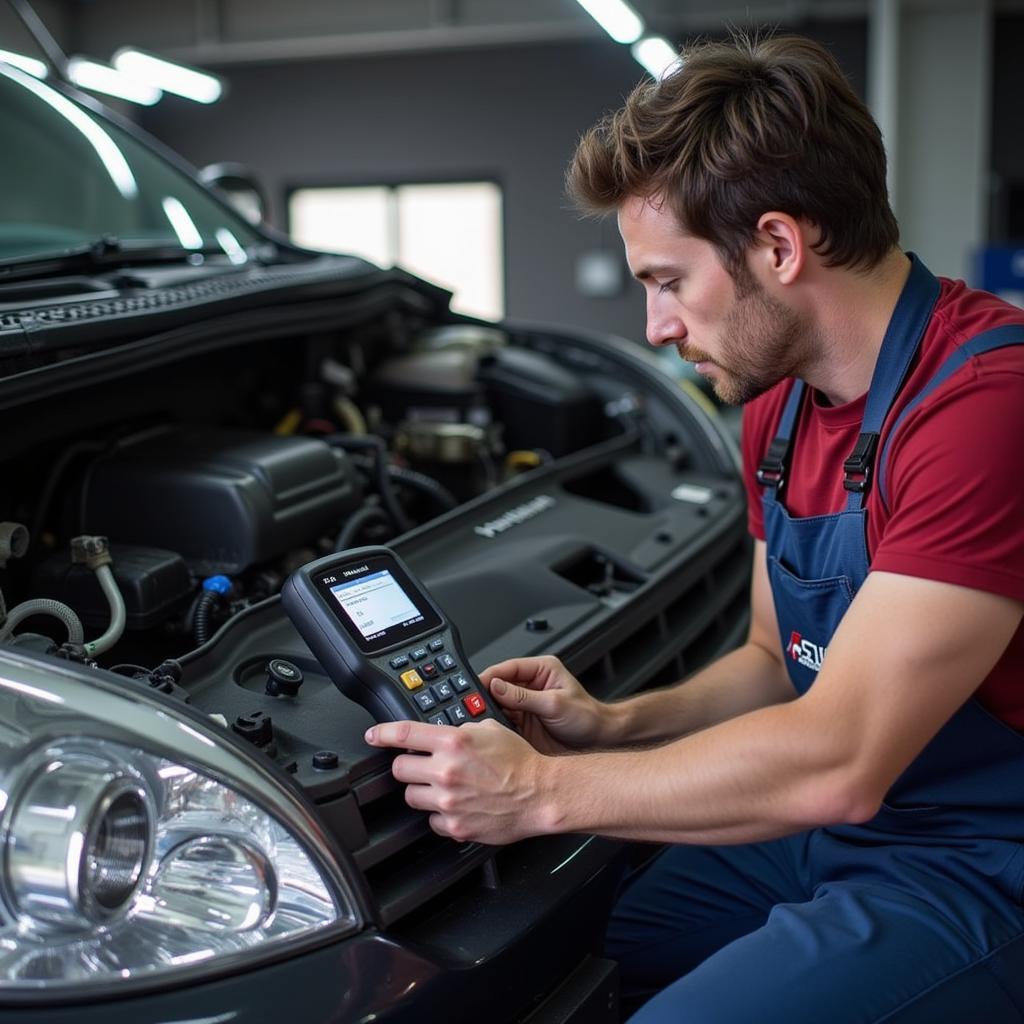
left=843, top=256, right=942, bottom=510
left=877, top=323, right=1024, bottom=510
left=756, top=379, right=806, bottom=494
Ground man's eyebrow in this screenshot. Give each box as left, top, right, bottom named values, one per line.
left=633, top=264, right=682, bottom=281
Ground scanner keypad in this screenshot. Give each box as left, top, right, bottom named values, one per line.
left=377, top=634, right=497, bottom=725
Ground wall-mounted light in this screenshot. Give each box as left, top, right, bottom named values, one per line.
left=573, top=0, right=644, bottom=45
left=67, top=57, right=161, bottom=105
left=113, top=49, right=223, bottom=104
left=631, top=36, right=682, bottom=80
left=0, top=49, right=48, bottom=79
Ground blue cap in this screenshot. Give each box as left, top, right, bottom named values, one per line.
left=202, top=574, right=232, bottom=594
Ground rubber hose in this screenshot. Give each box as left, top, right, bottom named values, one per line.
left=0, top=598, right=85, bottom=646
left=336, top=505, right=393, bottom=551
left=387, top=465, right=459, bottom=512
left=83, top=564, right=127, bottom=657
left=324, top=434, right=413, bottom=533
left=193, top=590, right=219, bottom=647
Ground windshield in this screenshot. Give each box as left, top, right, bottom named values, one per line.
left=0, top=62, right=262, bottom=263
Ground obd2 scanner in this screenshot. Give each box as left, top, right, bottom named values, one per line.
left=282, top=546, right=510, bottom=728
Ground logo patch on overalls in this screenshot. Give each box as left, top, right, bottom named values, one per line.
left=788, top=631, right=826, bottom=672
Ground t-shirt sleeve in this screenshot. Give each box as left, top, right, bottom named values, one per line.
left=872, top=364, right=1024, bottom=601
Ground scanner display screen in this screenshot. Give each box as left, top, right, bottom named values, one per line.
left=313, top=553, right=443, bottom=654
left=329, top=570, right=423, bottom=642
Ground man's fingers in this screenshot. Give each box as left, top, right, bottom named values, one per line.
left=365, top=720, right=451, bottom=752
left=479, top=656, right=559, bottom=688
left=392, top=752, right=439, bottom=785
left=428, top=812, right=454, bottom=839
left=403, top=782, right=436, bottom=811
left=488, top=677, right=556, bottom=716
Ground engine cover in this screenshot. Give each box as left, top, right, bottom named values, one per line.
left=80, top=428, right=361, bottom=575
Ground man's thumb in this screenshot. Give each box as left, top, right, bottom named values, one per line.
left=490, top=677, right=529, bottom=708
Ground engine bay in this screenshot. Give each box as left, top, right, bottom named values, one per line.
left=0, top=272, right=748, bottom=929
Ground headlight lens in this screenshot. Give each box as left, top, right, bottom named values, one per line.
left=0, top=654, right=359, bottom=994
left=7, top=749, right=153, bottom=929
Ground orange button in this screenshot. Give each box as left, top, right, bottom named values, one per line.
left=464, top=693, right=486, bottom=717
left=400, top=669, right=424, bottom=690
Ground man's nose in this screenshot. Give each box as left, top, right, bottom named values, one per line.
left=646, top=302, right=685, bottom=348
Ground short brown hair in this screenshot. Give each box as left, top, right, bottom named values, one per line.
left=567, top=32, right=898, bottom=274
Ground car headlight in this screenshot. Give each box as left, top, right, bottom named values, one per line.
left=0, top=649, right=361, bottom=995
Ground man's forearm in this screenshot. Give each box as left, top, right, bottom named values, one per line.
left=600, top=640, right=795, bottom=747
left=537, top=695, right=851, bottom=845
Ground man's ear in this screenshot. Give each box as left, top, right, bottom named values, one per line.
left=753, top=212, right=805, bottom=285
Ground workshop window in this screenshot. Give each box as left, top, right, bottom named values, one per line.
left=288, top=181, right=504, bottom=320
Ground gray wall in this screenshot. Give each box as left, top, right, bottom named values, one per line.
left=137, top=23, right=867, bottom=341
left=990, top=13, right=1024, bottom=241
left=0, top=1, right=71, bottom=60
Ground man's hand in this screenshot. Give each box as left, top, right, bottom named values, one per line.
left=363, top=719, right=553, bottom=844
left=479, top=656, right=609, bottom=753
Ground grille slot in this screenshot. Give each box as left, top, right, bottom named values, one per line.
left=351, top=775, right=492, bottom=925
left=581, top=534, right=750, bottom=703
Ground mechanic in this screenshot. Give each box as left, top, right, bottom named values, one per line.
left=366, top=32, right=1024, bottom=1022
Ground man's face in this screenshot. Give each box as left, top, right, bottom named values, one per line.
left=618, top=195, right=808, bottom=406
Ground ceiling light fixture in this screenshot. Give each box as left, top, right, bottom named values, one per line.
left=113, top=49, right=223, bottom=104
left=0, top=49, right=48, bottom=79
left=631, top=36, right=683, bottom=80
left=573, top=0, right=644, bottom=45
left=67, top=57, right=161, bottom=105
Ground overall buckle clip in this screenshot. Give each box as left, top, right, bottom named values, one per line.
left=756, top=437, right=791, bottom=490
left=843, top=432, right=880, bottom=493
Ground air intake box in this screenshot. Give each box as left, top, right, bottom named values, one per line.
left=475, top=348, right=603, bottom=457
left=32, top=544, right=192, bottom=631
left=80, top=429, right=360, bottom=575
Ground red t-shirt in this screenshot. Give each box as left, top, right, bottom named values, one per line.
left=742, top=277, right=1024, bottom=729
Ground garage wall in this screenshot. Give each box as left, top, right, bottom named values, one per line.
left=990, top=13, right=1024, bottom=242
left=136, top=24, right=867, bottom=340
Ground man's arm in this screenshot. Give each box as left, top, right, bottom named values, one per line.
left=542, top=571, right=1022, bottom=844
left=367, top=570, right=1021, bottom=846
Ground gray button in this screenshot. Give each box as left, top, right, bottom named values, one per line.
left=436, top=653, right=457, bottom=671
left=427, top=712, right=448, bottom=726
left=450, top=673, right=472, bottom=692
left=414, top=690, right=437, bottom=711
left=445, top=704, right=469, bottom=725
left=389, top=654, right=410, bottom=669
left=431, top=680, right=454, bottom=702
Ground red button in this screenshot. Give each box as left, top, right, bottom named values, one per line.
left=464, top=693, right=486, bottom=717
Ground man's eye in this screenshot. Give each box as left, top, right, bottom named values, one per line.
left=657, top=280, right=679, bottom=294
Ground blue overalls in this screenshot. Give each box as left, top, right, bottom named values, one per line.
left=606, top=257, right=1024, bottom=1023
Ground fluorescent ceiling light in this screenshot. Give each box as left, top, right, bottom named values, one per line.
left=113, top=49, right=222, bottom=104
left=574, top=0, right=643, bottom=44
left=67, top=57, right=161, bottom=106
left=0, top=49, right=48, bottom=79
left=162, top=197, right=204, bottom=249
left=631, top=36, right=683, bottom=80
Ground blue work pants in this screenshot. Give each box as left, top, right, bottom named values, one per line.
left=605, top=833, right=1024, bottom=1023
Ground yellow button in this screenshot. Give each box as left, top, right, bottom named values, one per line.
left=400, top=669, right=424, bottom=690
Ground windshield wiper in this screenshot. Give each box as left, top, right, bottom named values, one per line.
left=0, top=236, right=239, bottom=283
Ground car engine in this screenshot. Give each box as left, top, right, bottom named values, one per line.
left=0, top=255, right=748, bottom=1011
